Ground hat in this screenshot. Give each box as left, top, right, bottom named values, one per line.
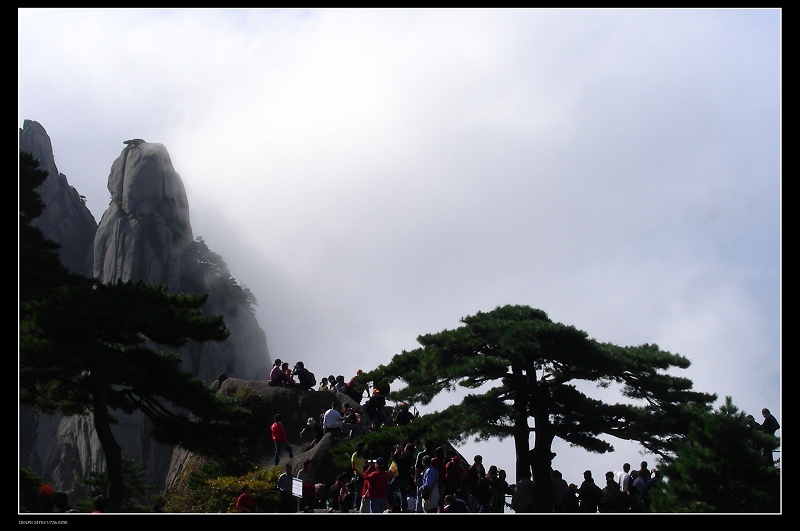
left=307, top=417, right=316, bottom=426
left=39, top=484, right=54, bottom=497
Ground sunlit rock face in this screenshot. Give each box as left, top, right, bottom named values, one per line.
left=94, top=142, right=192, bottom=290
left=19, top=121, right=273, bottom=500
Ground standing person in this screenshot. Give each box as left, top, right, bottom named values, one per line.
left=637, top=461, right=649, bottom=481
left=394, top=443, right=416, bottom=512
left=444, top=451, right=467, bottom=497
left=759, top=407, right=781, bottom=462
left=318, top=377, right=330, bottom=392
left=364, top=388, right=389, bottom=429
left=563, top=484, right=580, bottom=513
left=631, top=469, right=650, bottom=510
left=578, top=470, right=602, bottom=513
left=598, top=471, right=623, bottom=513
left=277, top=463, right=296, bottom=513
left=363, top=457, right=390, bottom=513
left=474, top=465, right=498, bottom=513
left=351, top=441, right=367, bottom=511
left=327, top=473, right=346, bottom=512
left=322, top=401, right=343, bottom=439
left=467, top=454, right=486, bottom=495
left=643, top=468, right=662, bottom=510
left=551, top=469, right=569, bottom=512
left=509, top=477, right=533, bottom=513
left=491, top=469, right=510, bottom=513
left=267, top=359, right=285, bottom=386
left=430, top=447, right=448, bottom=510
left=415, top=440, right=436, bottom=476
left=235, top=485, right=259, bottom=513
left=297, top=460, right=316, bottom=512
left=386, top=444, right=404, bottom=509
left=418, top=455, right=440, bottom=513
left=346, top=369, right=367, bottom=403
left=271, top=413, right=294, bottom=466
left=614, top=462, right=632, bottom=494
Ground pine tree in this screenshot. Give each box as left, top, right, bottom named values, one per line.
left=649, top=397, right=780, bottom=512
left=363, top=304, right=717, bottom=511
left=19, top=151, right=250, bottom=512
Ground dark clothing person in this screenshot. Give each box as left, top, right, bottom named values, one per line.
left=578, top=472, right=602, bottom=513
left=760, top=408, right=780, bottom=435
left=598, top=478, right=624, bottom=513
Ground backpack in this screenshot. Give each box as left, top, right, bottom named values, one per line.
left=300, top=370, right=316, bottom=389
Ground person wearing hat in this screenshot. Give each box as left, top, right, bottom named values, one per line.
left=346, top=369, right=367, bottom=402
left=364, top=387, right=389, bottom=430
left=300, top=416, right=324, bottom=450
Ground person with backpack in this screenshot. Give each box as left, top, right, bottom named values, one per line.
left=292, top=361, right=316, bottom=390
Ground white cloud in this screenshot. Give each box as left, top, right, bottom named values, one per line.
left=19, top=7, right=780, bottom=495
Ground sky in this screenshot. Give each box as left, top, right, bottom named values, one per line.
left=19, top=8, right=781, bottom=499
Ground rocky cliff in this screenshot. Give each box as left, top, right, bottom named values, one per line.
left=19, top=120, right=273, bottom=500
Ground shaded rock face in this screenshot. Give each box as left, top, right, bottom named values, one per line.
left=19, top=121, right=273, bottom=500
left=19, top=120, right=96, bottom=277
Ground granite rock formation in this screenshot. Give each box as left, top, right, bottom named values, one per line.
left=19, top=120, right=273, bottom=501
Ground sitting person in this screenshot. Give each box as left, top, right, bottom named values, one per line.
left=235, top=485, right=259, bottom=513
left=292, top=361, right=316, bottom=390
left=300, top=417, right=324, bottom=450
left=443, top=493, right=470, bottom=513
left=341, top=404, right=365, bottom=437
left=334, top=375, right=349, bottom=394
left=267, top=359, right=286, bottom=386
left=393, top=402, right=415, bottom=426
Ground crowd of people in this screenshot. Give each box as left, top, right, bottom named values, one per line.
left=24, top=357, right=780, bottom=514
left=263, top=362, right=783, bottom=513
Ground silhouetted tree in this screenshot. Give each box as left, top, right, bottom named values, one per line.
left=20, top=152, right=251, bottom=512
left=363, top=304, right=717, bottom=511
left=649, top=397, right=780, bottom=512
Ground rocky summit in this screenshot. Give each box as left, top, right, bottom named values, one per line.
left=19, top=120, right=273, bottom=501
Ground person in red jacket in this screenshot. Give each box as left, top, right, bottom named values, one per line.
left=271, top=413, right=294, bottom=466
left=363, top=457, right=390, bottom=513
left=235, top=485, right=259, bottom=513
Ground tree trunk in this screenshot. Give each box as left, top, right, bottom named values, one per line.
left=92, top=389, right=124, bottom=513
